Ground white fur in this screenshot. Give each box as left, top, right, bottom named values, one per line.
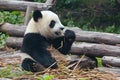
left=25, top=11, right=64, bottom=38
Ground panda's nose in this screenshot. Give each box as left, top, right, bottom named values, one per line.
left=60, top=27, right=64, bottom=30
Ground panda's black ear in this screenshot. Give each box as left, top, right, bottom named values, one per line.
left=33, top=10, right=42, bottom=22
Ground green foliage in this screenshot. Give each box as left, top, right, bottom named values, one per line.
left=0, top=32, right=8, bottom=48
left=0, top=11, right=24, bottom=47
left=56, top=0, right=80, bottom=10
left=0, top=65, right=32, bottom=78
left=0, top=11, right=24, bottom=24
left=79, top=78, right=89, bottom=80
left=55, top=0, right=120, bottom=33
left=24, top=0, right=120, bottom=34
left=67, top=20, right=75, bottom=27
left=0, top=66, right=12, bottom=78
left=37, top=74, right=54, bottom=80
left=104, top=25, right=115, bottom=33
left=97, top=58, right=103, bottom=67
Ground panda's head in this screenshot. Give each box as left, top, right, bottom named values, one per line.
left=25, top=10, right=65, bottom=38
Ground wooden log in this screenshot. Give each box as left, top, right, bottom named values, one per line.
left=6, top=37, right=120, bottom=57
left=102, top=56, right=120, bottom=67
left=71, top=42, right=120, bottom=57
left=75, top=31, right=120, bottom=45
left=6, top=37, right=23, bottom=48
left=0, top=23, right=26, bottom=37
left=0, top=0, right=55, bottom=11
left=24, top=5, right=33, bottom=25
left=0, top=23, right=81, bottom=37
left=1, top=23, right=120, bottom=45
left=45, top=0, right=56, bottom=5
left=97, top=67, right=120, bottom=77
left=66, top=55, right=97, bottom=69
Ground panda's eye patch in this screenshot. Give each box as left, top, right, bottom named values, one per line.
left=49, top=20, right=56, bottom=28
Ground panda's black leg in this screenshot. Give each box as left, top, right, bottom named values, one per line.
left=21, top=58, right=45, bottom=72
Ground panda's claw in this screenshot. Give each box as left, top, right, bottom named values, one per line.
left=22, top=58, right=45, bottom=72
left=33, top=63, right=45, bottom=72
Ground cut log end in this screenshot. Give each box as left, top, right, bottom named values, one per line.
left=102, top=56, right=120, bottom=67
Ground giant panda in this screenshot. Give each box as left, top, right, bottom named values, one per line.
left=20, top=10, right=76, bottom=72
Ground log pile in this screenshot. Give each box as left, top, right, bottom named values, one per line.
left=0, top=23, right=120, bottom=68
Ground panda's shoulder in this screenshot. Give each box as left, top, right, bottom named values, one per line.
left=24, top=33, right=40, bottom=38
left=24, top=33, right=40, bottom=37
left=24, top=33, right=46, bottom=41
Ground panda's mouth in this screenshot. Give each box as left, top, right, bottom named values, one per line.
left=55, top=31, right=61, bottom=35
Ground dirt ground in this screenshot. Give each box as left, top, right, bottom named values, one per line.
left=0, top=48, right=119, bottom=80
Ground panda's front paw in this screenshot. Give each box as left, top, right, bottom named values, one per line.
left=64, top=30, right=76, bottom=43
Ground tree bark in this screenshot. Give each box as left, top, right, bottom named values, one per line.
left=6, top=37, right=120, bottom=57
left=0, top=0, right=55, bottom=11
left=102, top=56, right=120, bottom=67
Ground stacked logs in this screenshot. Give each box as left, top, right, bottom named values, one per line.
left=0, top=23, right=120, bottom=68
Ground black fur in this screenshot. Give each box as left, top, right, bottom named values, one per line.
left=21, top=33, right=58, bottom=70
left=52, top=30, right=75, bottom=54
left=21, top=30, right=76, bottom=72
left=33, top=10, right=42, bottom=22
left=49, top=20, right=56, bottom=28
left=21, top=58, right=42, bottom=72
